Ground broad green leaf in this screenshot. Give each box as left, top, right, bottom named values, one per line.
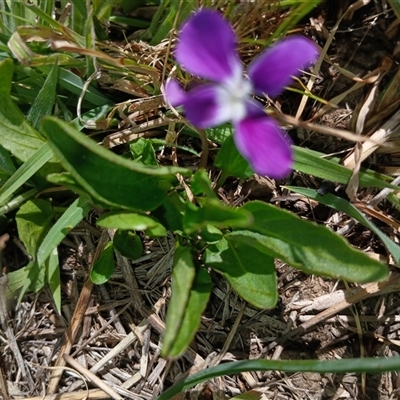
left=199, top=225, right=223, bottom=244
left=28, top=62, right=58, bottom=130
left=205, top=237, right=277, bottom=309
left=206, top=124, right=233, bottom=145
left=157, top=356, right=400, bottom=400
left=16, top=198, right=54, bottom=257
left=42, top=117, right=190, bottom=211
left=165, top=267, right=212, bottom=358
left=151, top=191, right=185, bottom=233
left=113, top=230, right=143, bottom=260
left=15, top=198, right=55, bottom=300
left=191, top=169, right=217, bottom=199
left=36, top=196, right=91, bottom=267
left=46, top=247, right=61, bottom=313
left=240, top=201, right=388, bottom=282
left=0, top=59, right=45, bottom=162
left=130, top=138, right=158, bottom=166
left=183, top=200, right=253, bottom=234
left=294, top=146, right=398, bottom=190
left=162, top=244, right=196, bottom=356
left=287, top=186, right=400, bottom=265
left=97, top=211, right=166, bottom=236
left=90, top=241, right=115, bottom=284
left=7, top=266, right=29, bottom=298
left=214, top=135, right=253, bottom=181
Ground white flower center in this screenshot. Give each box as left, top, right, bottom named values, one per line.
left=218, top=69, right=253, bottom=123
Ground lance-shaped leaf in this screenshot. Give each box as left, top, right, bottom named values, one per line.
left=42, top=117, right=190, bottom=211
left=239, top=201, right=388, bottom=282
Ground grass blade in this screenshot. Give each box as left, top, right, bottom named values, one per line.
left=157, top=357, right=400, bottom=400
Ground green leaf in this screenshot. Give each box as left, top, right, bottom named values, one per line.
left=16, top=198, right=54, bottom=257
left=157, top=356, right=400, bottom=400
left=294, top=146, right=398, bottom=190
left=0, top=143, right=53, bottom=207
left=130, top=138, right=158, bottom=166
left=27, top=62, right=58, bottom=130
left=287, top=186, right=400, bottom=265
left=199, top=225, right=223, bottom=244
left=90, top=241, right=115, bottom=285
left=97, top=211, right=167, bottom=237
left=46, top=247, right=61, bottom=313
left=162, top=244, right=196, bottom=356
left=165, top=267, right=212, bottom=358
left=206, top=124, right=233, bottom=145
left=191, top=169, right=217, bottom=199
left=0, top=144, right=16, bottom=177
left=7, top=266, right=29, bottom=298
left=57, top=67, right=111, bottom=107
left=149, top=0, right=194, bottom=45
left=205, top=237, right=277, bottom=309
left=151, top=191, right=185, bottom=233
left=42, top=117, right=190, bottom=211
left=0, top=59, right=45, bottom=162
left=113, top=230, right=143, bottom=260
left=240, top=201, right=388, bottom=282
left=183, top=200, right=253, bottom=234
left=214, top=135, right=253, bottom=181
left=15, top=198, right=55, bottom=300
left=36, top=196, right=91, bottom=267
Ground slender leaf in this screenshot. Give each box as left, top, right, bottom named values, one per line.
left=162, top=244, right=196, bottom=356
left=165, top=267, right=212, bottom=358
left=157, top=357, right=400, bottom=400
left=240, top=201, right=388, bottom=282
left=42, top=117, right=190, bottom=211
left=97, top=211, right=166, bottom=236
left=46, top=247, right=61, bottom=313
left=0, top=58, right=45, bottom=162
left=0, top=143, right=53, bottom=207
left=287, top=186, right=400, bottom=265
left=36, top=196, right=91, bottom=266
left=294, top=146, right=399, bottom=190
left=28, top=62, right=58, bottom=130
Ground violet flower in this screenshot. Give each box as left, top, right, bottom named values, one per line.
left=164, top=9, right=318, bottom=179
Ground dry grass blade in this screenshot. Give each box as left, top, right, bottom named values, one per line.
left=23, top=389, right=110, bottom=400
left=343, top=108, right=400, bottom=169
left=48, top=231, right=110, bottom=394
left=263, top=271, right=400, bottom=354
left=63, top=354, right=123, bottom=400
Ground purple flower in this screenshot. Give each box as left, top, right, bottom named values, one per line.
left=164, top=9, right=318, bottom=179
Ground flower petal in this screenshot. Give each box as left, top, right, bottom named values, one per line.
left=164, top=79, right=187, bottom=107
left=234, top=117, right=293, bottom=178
left=183, top=84, right=233, bottom=128
left=175, top=9, right=242, bottom=82
left=248, top=36, right=318, bottom=97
